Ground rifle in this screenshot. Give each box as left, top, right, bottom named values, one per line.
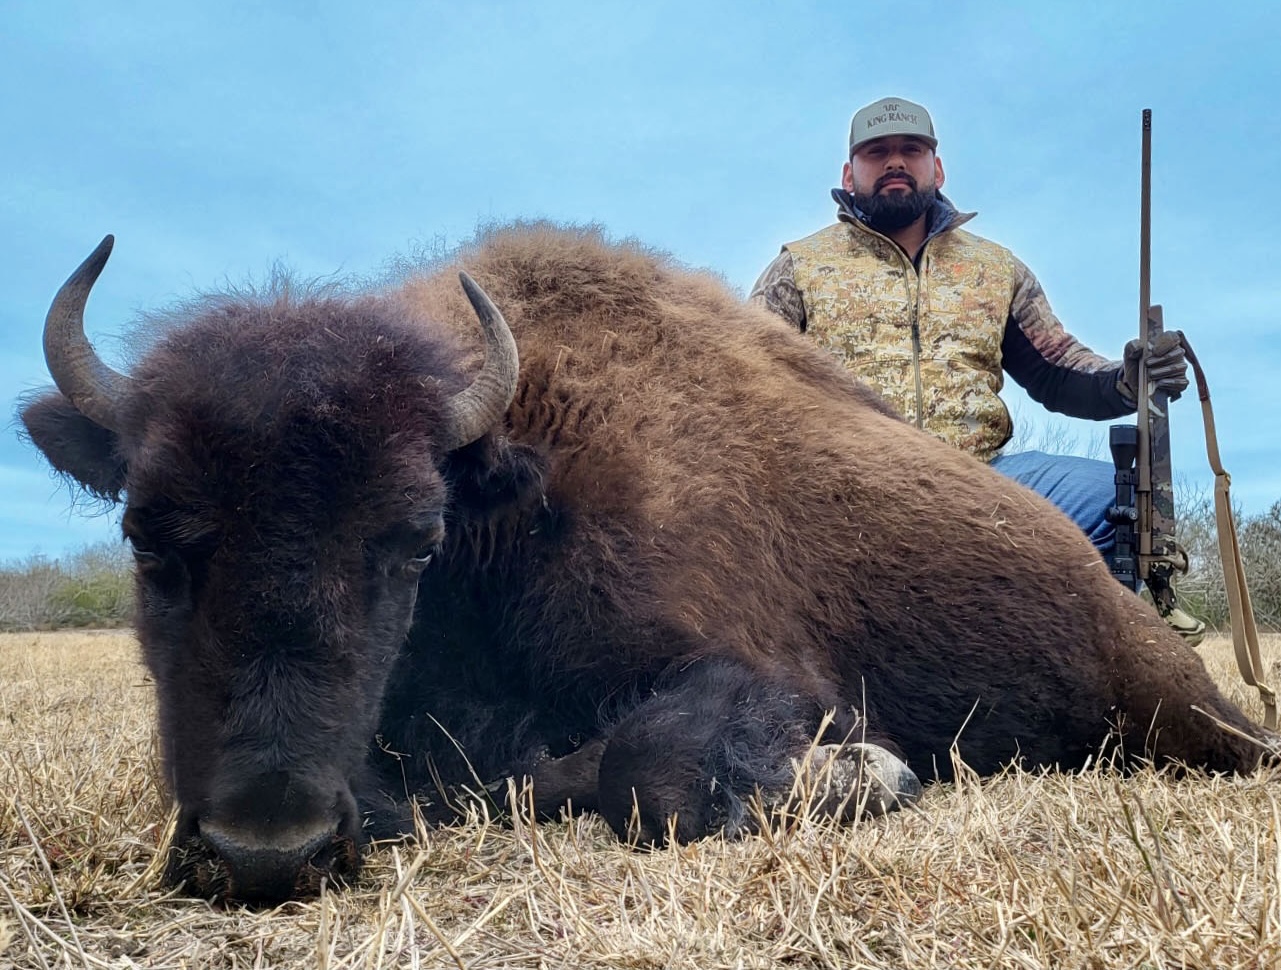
left=1108, top=109, right=1276, bottom=729
left=1108, top=111, right=1178, bottom=603
left=1134, top=110, right=1181, bottom=614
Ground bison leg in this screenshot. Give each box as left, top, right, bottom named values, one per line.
left=528, top=738, right=607, bottom=816
left=782, top=742, right=922, bottom=823
left=595, top=657, right=920, bottom=845
left=359, top=736, right=607, bottom=838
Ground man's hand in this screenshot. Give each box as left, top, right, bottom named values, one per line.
left=1118, top=330, right=1190, bottom=407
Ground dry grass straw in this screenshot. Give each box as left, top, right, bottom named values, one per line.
left=2, top=630, right=1280, bottom=969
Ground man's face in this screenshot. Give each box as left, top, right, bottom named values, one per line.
left=842, top=135, right=945, bottom=232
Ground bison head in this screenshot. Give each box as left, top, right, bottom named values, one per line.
left=21, top=237, right=519, bottom=902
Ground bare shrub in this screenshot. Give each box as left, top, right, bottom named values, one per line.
left=0, top=543, right=134, bottom=631
left=1002, top=407, right=1107, bottom=461
left=49, top=542, right=134, bottom=629
left=0, top=556, right=68, bottom=630
left=1178, top=492, right=1281, bottom=631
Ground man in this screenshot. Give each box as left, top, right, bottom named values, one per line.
left=751, top=96, right=1205, bottom=644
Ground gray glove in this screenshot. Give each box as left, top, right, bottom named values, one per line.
left=1117, top=330, right=1189, bottom=407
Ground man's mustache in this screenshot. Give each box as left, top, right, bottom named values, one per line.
left=875, top=172, right=918, bottom=192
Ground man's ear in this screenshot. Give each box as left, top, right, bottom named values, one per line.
left=934, top=155, right=945, bottom=190
left=19, top=391, right=127, bottom=502
left=841, top=160, right=856, bottom=193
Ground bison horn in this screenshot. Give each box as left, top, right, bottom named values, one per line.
left=438, top=272, right=520, bottom=452
left=43, top=235, right=134, bottom=432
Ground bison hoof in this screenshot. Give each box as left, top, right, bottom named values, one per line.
left=785, top=742, right=922, bottom=821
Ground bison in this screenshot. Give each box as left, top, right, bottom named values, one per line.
left=21, top=224, right=1273, bottom=903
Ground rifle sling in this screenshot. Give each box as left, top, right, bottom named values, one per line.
left=1180, top=333, right=1277, bottom=730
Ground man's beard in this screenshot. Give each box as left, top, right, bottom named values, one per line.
left=853, top=173, right=936, bottom=232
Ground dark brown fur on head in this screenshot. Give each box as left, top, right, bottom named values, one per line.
left=24, top=280, right=491, bottom=902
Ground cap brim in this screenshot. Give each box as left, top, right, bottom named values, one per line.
left=850, top=129, right=938, bottom=153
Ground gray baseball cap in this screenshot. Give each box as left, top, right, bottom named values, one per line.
left=849, top=97, right=937, bottom=154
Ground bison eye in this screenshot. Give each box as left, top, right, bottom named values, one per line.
left=404, top=552, right=434, bottom=576
left=126, top=535, right=162, bottom=567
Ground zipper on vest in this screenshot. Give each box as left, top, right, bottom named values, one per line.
left=909, top=244, right=939, bottom=432
left=903, top=252, right=925, bottom=431
left=910, top=306, right=924, bottom=430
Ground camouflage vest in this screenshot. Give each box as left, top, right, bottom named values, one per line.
left=786, top=221, right=1018, bottom=462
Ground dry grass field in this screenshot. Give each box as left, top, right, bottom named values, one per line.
left=2, top=630, right=1280, bottom=969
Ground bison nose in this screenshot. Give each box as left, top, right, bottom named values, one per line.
left=199, top=819, right=344, bottom=902
left=194, top=773, right=363, bottom=902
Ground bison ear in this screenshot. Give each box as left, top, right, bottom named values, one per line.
left=441, top=433, right=548, bottom=514
left=19, top=391, right=128, bottom=502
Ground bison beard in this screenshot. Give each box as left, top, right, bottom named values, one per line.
left=20, top=223, right=1276, bottom=905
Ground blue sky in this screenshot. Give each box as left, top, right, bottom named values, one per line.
left=3, top=1, right=1278, bottom=562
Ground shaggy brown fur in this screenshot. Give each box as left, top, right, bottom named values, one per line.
left=21, top=223, right=1272, bottom=904
left=408, top=225, right=1265, bottom=771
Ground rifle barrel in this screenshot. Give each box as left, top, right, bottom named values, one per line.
left=1136, top=109, right=1153, bottom=553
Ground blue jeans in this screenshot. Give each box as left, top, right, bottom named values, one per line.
left=990, top=450, right=1116, bottom=554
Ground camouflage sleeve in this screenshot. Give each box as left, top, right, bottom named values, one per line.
left=749, top=250, right=807, bottom=332
left=1003, top=257, right=1133, bottom=420
left=1008, top=256, right=1116, bottom=373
